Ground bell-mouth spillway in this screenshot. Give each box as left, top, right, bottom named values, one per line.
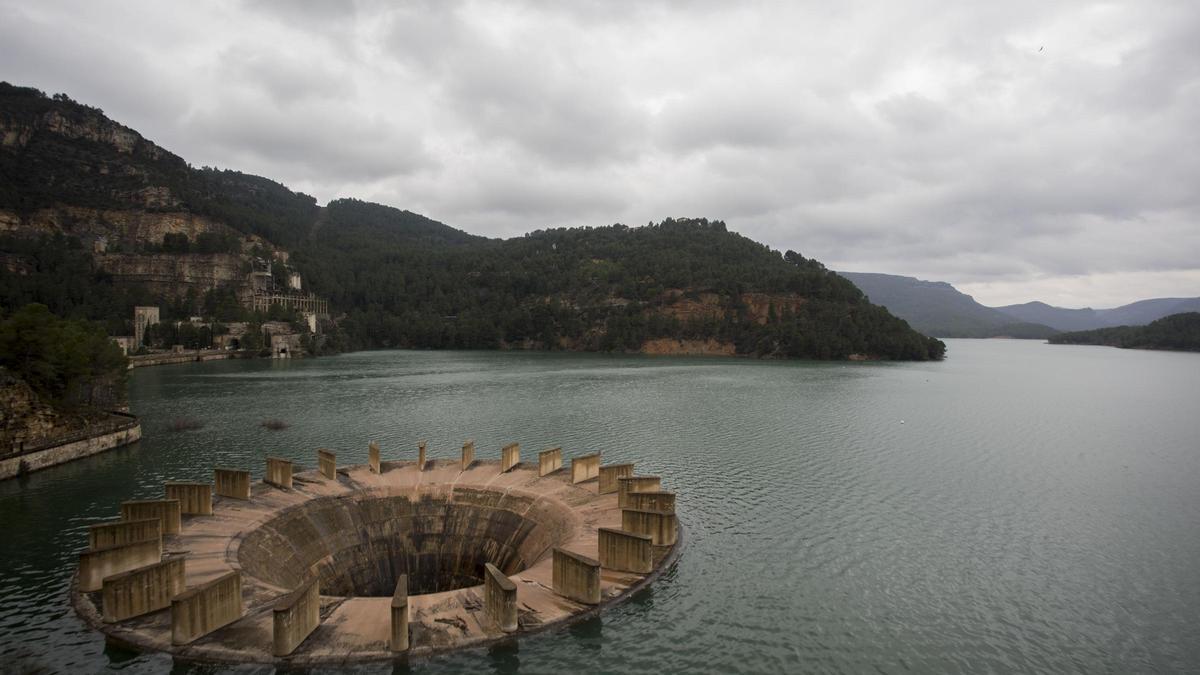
left=71, top=442, right=681, bottom=665
left=237, top=489, right=577, bottom=597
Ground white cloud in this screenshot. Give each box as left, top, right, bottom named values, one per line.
left=1, top=0, right=1197, bottom=307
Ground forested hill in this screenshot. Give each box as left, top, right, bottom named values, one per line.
left=1048, top=313, right=1200, bottom=352
left=0, top=82, right=944, bottom=361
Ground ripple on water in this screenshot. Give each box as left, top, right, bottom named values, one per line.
left=2, top=342, right=1200, bottom=673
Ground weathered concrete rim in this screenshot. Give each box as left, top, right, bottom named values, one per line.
left=74, top=523, right=684, bottom=667
left=72, top=461, right=683, bottom=666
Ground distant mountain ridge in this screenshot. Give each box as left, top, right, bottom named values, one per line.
left=997, top=298, right=1200, bottom=332
left=837, top=271, right=1199, bottom=338
left=1048, top=312, right=1200, bottom=351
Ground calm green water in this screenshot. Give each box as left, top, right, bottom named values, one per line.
left=1, top=340, right=1198, bottom=673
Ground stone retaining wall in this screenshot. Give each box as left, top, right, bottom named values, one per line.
left=538, top=447, right=562, bottom=476
left=121, top=499, right=181, bottom=535
left=0, top=418, right=141, bottom=481
left=552, top=548, right=601, bottom=605
left=598, top=463, right=634, bottom=494
left=171, top=571, right=243, bottom=645
left=102, top=556, right=185, bottom=622
left=214, top=468, right=250, bottom=500
left=571, top=453, right=600, bottom=484
left=78, top=538, right=162, bottom=592
left=273, top=578, right=320, bottom=656
left=483, top=563, right=517, bottom=633
left=165, top=482, right=212, bottom=515
left=598, top=527, right=652, bottom=573
left=88, top=518, right=160, bottom=550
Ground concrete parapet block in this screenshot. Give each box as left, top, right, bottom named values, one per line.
left=101, top=555, right=185, bottom=622
left=171, top=571, right=243, bottom=645
left=165, top=482, right=213, bottom=515
left=501, top=442, right=520, bottom=472
left=273, top=577, right=320, bottom=657
left=571, top=452, right=601, bottom=484
left=88, top=518, right=160, bottom=550
left=318, top=449, right=336, bottom=480
left=461, top=440, right=475, bottom=471
left=265, top=457, right=293, bottom=489
left=214, top=468, right=251, bottom=500
left=390, top=573, right=409, bottom=652
left=552, top=548, right=601, bottom=605
left=538, top=447, right=562, bottom=476
left=418, top=441, right=426, bottom=471
left=626, top=490, right=676, bottom=513
left=483, top=562, right=517, bottom=633
left=597, top=527, right=652, bottom=574
left=598, top=463, right=634, bottom=494
left=621, top=508, right=678, bottom=546
left=78, top=538, right=163, bottom=592
left=121, top=499, right=181, bottom=535
left=368, top=442, right=380, bottom=474
left=617, top=476, right=662, bottom=509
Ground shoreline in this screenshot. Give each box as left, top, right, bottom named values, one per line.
left=0, top=411, right=141, bottom=481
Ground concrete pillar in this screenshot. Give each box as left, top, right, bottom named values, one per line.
left=88, top=518, right=160, bottom=550
left=101, top=555, right=185, bottom=622
left=626, top=490, right=676, bottom=513
left=552, top=548, right=601, bottom=605
left=571, top=452, right=601, bottom=484
left=418, top=441, right=427, bottom=471
left=538, top=447, right=562, bottom=477
left=273, top=577, right=320, bottom=656
left=390, top=573, right=409, bottom=652
left=617, top=475, right=662, bottom=509
left=171, top=571, right=243, bottom=645
left=368, top=441, right=381, bottom=474
left=621, top=508, right=678, bottom=546
left=78, top=538, right=163, bottom=592
left=598, top=463, right=634, bottom=494
left=597, top=527, right=652, bottom=574
left=501, top=442, right=520, bottom=472
left=461, top=440, right=475, bottom=471
left=318, top=449, right=336, bottom=480
left=265, top=457, right=293, bottom=489
left=214, top=468, right=251, bottom=500
left=120, top=499, right=181, bottom=535
left=164, top=482, right=213, bottom=515
left=483, top=562, right=517, bottom=633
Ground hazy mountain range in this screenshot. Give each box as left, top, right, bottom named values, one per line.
left=837, top=272, right=1200, bottom=338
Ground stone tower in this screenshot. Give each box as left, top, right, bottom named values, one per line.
left=133, top=306, right=160, bottom=347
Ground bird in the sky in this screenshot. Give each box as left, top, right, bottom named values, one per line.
left=1039, top=46, right=1044, bottom=52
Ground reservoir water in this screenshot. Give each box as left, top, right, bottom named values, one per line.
left=1, top=339, right=1198, bottom=673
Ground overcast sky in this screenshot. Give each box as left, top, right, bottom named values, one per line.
left=3, top=0, right=1198, bottom=307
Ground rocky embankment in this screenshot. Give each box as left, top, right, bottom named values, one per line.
left=0, top=370, right=140, bottom=480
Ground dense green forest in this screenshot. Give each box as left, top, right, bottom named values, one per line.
left=1048, top=312, right=1200, bottom=351
left=1, top=82, right=945, bottom=361
left=0, top=303, right=128, bottom=409
left=293, top=202, right=944, bottom=359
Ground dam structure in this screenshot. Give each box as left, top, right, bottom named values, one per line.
left=71, top=441, right=681, bottom=665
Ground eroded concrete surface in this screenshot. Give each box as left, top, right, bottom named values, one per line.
left=74, top=457, right=677, bottom=665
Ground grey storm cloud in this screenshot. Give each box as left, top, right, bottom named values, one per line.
left=1, top=0, right=1198, bottom=307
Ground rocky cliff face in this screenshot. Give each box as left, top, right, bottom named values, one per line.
left=0, top=371, right=61, bottom=446
left=0, top=206, right=261, bottom=248
left=95, top=252, right=249, bottom=301
left=654, top=289, right=809, bottom=325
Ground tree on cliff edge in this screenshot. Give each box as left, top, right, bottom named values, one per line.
left=0, top=304, right=128, bottom=409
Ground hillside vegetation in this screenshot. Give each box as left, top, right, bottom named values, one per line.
left=1048, top=312, right=1200, bottom=351
left=1, top=82, right=944, bottom=361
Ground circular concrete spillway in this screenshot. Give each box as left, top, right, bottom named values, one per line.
left=237, top=489, right=576, bottom=596
left=72, top=457, right=680, bottom=664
